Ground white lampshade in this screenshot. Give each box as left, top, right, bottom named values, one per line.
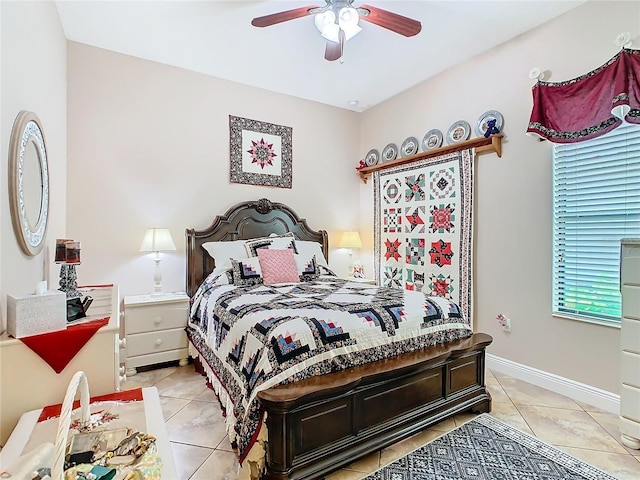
left=140, top=228, right=176, bottom=253
left=339, top=231, right=362, bottom=249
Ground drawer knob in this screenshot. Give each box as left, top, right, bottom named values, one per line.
left=154, top=316, right=162, bottom=325
left=155, top=339, right=163, bottom=346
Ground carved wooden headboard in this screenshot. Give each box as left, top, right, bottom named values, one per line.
left=185, top=198, right=328, bottom=296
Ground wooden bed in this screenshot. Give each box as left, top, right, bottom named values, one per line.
left=186, top=198, right=492, bottom=480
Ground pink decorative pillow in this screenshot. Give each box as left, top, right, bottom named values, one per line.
left=257, top=248, right=299, bottom=285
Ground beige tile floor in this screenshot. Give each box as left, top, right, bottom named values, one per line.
left=121, top=365, right=640, bottom=480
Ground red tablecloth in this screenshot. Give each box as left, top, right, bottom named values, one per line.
left=37, top=388, right=144, bottom=422
left=19, top=318, right=110, bottom=373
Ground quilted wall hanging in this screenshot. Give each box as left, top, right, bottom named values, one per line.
left=229, top=115, right=293, bottom=188
left=374, top=148, right=475, bottom=322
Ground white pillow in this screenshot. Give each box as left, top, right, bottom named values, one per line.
left=295, top=240, right=329, bottom=269
left=244, top=233, right=297, bottom=257
left=202, top=240, right=247, bottom=269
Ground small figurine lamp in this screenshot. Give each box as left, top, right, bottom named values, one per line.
left=140, top=228, right=176, bottom=294
left=339, top=231, right=362, bottom=277
left=56, top=238, right=82, bottom=298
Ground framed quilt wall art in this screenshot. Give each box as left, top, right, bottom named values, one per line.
left=229, top=115, right=292, bottom=188
left=373, top=148, right=475, bottom=322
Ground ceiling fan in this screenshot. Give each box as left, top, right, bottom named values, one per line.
left=251, top=0, right=422, bottom=61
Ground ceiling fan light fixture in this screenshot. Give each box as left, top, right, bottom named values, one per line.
left=338, top=7, right=362, bottom=41
left=314, top=10, right=335, bottom=29
left=338, top=7, right=358, bottom=26
left=320, top=24, right=341, bottom=43
left=315, top=10, right=340, bottom=42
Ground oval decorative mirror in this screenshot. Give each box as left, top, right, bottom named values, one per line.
left=8, top=111, right=50, bottom=256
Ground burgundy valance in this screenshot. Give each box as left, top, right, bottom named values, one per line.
left=527, top=48, right=640, bottom=143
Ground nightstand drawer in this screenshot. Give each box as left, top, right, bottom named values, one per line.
left=622, top=318, right=640, bottom=353
left=622, top=351, right=640, bottom=388
left=622, top=285, right=640, bottom=320
left=621, top=243, right=640, bottom=284
left=621, top=384, right=640, bottom=422
left=126, top=328, right=188, bottom=357
left=126, top=302, right=188, bottom=334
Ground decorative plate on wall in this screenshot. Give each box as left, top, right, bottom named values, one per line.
left=422, top=129, right=443, bottom=150
left=364, top=149, right=380, bottom=166
left=400, top=137, right=419, bottom=157
left=475, top=110, right=504, bottom=137
left=446, top=120, right=471, bottom=144
left=381, top=143, right=398, bottom=162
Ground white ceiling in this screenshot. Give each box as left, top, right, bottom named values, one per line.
left=55, top=0, right=587, bottom=112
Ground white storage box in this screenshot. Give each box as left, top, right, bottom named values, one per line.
left=7, top=290, right=66, bottom=338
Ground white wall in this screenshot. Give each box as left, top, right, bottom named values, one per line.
left=0, top=1, right=67, bottom=333
left=358, top=0, right=638, bottom=394
left=66, top=43, right=361, bottom=299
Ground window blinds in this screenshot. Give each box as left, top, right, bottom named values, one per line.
left=552, top=123, right=640, bottom=324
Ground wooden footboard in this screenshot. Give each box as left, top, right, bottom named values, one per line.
left=258, top=333, right=493, bottom=480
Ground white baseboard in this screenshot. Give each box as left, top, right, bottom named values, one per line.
left=486, top=354, right=620, bottom=415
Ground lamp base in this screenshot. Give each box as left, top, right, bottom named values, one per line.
left=58, top=264, right=82, bottom=298
left=151, top=254, right=164, bottom=294
left=346, top=251, right=354, bottom=277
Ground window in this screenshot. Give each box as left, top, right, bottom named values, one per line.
left=552, top=123, right=640, bottom=325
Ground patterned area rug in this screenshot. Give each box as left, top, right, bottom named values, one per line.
left=364, top=414, right=617, bottom=480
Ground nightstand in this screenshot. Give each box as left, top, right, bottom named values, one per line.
left=345, top=276, right=377, bottom=285
left=124, top=292, right=189, bottom=376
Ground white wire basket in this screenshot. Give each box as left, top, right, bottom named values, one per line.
left=52, top=371, right=91, bottom=479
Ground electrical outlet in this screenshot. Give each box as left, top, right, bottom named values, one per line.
left=502, top=317, right=511, bottom=332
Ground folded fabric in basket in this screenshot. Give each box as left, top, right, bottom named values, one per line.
left=63, top=431, right=161, bottom=480
left=63, top=464, right=116, bottom=480
left=63, top=450, right=161, bottom=480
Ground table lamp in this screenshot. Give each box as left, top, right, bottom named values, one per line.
left=140, top=228, right=176, bottom=294
left=339, top=230, right=362, bottom=276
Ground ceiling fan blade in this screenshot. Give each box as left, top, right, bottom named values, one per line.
left=358, top=4, right=422, bottom=37
left=324, top=29, right=345, bottom=61
left=251, top=5, right=317, bottom=28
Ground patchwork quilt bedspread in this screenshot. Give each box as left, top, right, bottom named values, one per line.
left=186, top=272, right=472, bottom=461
